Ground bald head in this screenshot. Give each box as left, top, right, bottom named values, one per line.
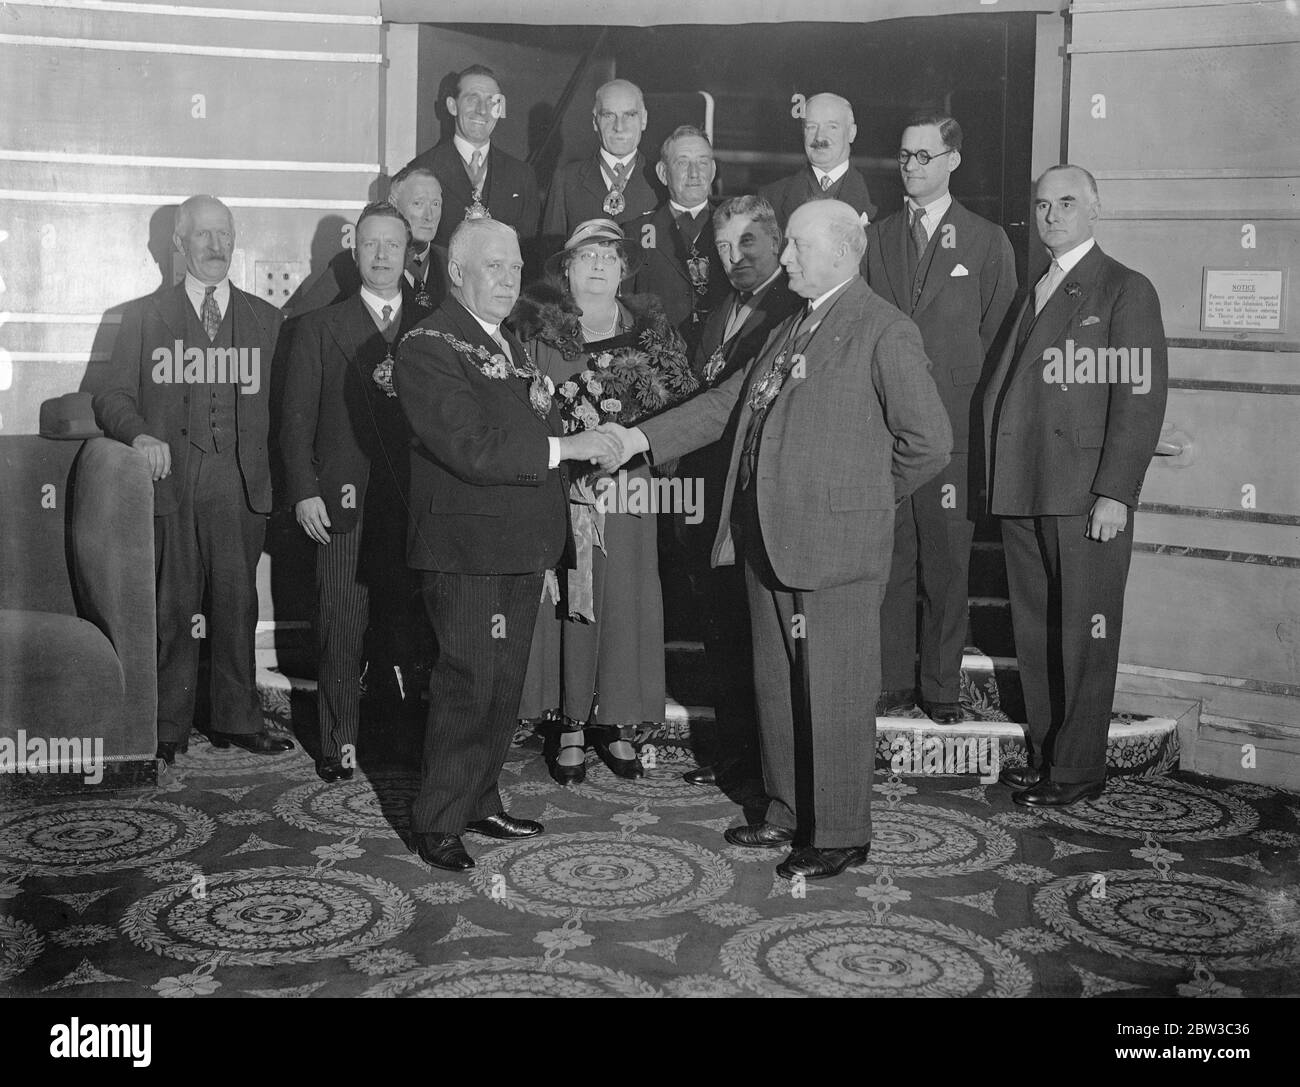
left=174, top=195, right=234, bottom=285
left=803, top=93, right=857, bottom=172
left=593, top=78, right=647, bottom=158
left=780, top=199, right=865, bottom=299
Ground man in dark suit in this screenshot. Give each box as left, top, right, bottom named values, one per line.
left=603, top=200, right=951, bottom=879
left=628, top=125, right=730, bottom=352
left=868, top=113, right=1018, bottom=724
left=404, top=65, right=540, bottom=252
left=759, top=93, right=877, bottom=229
left=680, top=194, right=801, bottom=788
left=983, top=165, right=1167, bottom=807
left=394, top=218, right=623, bottom=872
left=540, top=78, right=665, bottom=253
left=94, top=195, right=293, bottom=766
left=286, top=166, right=448, bottom=317
left=281, top=202, right=432, bottom=783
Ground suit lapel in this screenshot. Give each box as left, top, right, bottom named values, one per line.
left=1010, top=245, right=1105, bottom=386
left=912, top=200, right=964, bottom=319
left=879, top=210, right=909, bottom=309
left=157, top=282, right=189, bottom=341
left=447, top=301, right=542, bottom=424
left=661, top=206, right=695, bottom=286
left=329, top=295, right=376, bottom=383
left=580, top=154, right=608, bottom=203
left=437, top=142, right=473, bottom=205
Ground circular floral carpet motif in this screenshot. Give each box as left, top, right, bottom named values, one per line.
left=1035, top=777, right=1259, bottom=841
left=274, top=770, right=512, bottom=840
left=565, top=764, right=729, bottom=808
left=720, top=910, right=1033, bottom=997
left=868, top=803, right=1017, bottom=877
left=121, top=865, right=415, bottom=966
left=362, top=956, right=658, bottom=998
left=469, top=832, right=734, bottom=921
left=1034, top=869, right=1297, bottom=970
left=0, top=800, right=216, bottom=875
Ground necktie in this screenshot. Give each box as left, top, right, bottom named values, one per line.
left=819, top=173, right=832, bottom=192
left=466, top=150, right=486, bottom=193
left=202, top=285, right=220, bottom=341
left=492, top=329, right=513, bottom=363
left=1034, top=259, right=1064, bottom=315
left=909, top=207, right=929, bottom=259
left=611, top=160, right=628, bottom=187
left=380, top=304, right=392, bottom=329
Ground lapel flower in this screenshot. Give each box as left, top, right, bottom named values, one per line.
left=1064, top=282, right=1081, bottom=298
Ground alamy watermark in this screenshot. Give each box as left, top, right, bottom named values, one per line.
left=0, top=729, right=104, bottom=784
left=889, top=733, right=1000, bottom=784
left=593, top=471, right=702, bottom=525
left=1042, top=340, right=1153, bottom=394
left=151, top=342, right=262, bottom=395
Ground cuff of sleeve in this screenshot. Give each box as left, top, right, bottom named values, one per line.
left=547, top=436, right=561, bottom=470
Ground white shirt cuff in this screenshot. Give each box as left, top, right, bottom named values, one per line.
left=547, top=436, right=561, bottom=469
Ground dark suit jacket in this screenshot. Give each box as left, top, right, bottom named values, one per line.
left=541, top=151, right=664, bottom=252
left=867, top=198, right=1016, bottom=454
left=640, top=276, right=951, bottom=591
left=405, top=140, right=541, bottom=251
left=679, top=273, right=803, bottom=543
left=279, top=293, right=430, bottom=533
left=93, top=282, right=282, bottom=516
left=760, top=164, right=877, bottom=228
left=288, top=248, right=447, bottom=320
left=393, top=298, right=573, bottom=574
left=982, top=244, right=1168, bottom=516
left=628, top=202, right=731, bottom=349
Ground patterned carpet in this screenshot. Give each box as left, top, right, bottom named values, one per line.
left=2, top=718, right=1299, bottom=999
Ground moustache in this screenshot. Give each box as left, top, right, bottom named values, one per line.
left=810, top=139, right=832, bottom=149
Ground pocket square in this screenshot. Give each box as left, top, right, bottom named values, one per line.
left=950, top=264, right=969, bottom=277
left=1080, top=315, right=1100, bottom=326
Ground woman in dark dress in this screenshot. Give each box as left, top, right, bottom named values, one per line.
left=514, top=219, right=691, bottom=784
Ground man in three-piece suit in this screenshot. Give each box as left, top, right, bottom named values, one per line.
left=94, top=195, right=293, bottom=766
left=280, top=202, right=432, bottom=783
left=680, top=194, right=802, bottom=789
left=605, top=201, right=952, bottom=880
left=868, top=114, right=1017, bottom=724
left=628, top=125, right=730, bottom=353
left=760, top=93, right=877, bottom=230
left=540, top=79, right=665, bottom=253
left=286, top=166, right=448, bottom=318
left=405, top=65, right=540, bottom=252
left=393, top=218, right=623, bottom=873
left=984, top=165, right=1167, bottom=808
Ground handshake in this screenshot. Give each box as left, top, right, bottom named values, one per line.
left=558, top=422, right=648, bottom=473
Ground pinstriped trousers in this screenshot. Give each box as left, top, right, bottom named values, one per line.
left=410, top=571, right=544, bottom=835
left=314, top=521, right=367, bottom=761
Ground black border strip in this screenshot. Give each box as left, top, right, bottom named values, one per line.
left=1168, top=336, right=1300, bottom=353
left=1139, top=503, right=1300, bottom=526
left=1133, top=541, right=1300, bottom=568
left=1169, top=378, right=1300, bottom=394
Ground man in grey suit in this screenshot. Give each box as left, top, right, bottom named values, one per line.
left=600, top=200, right=951, bottom=880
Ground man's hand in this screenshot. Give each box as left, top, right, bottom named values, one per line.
left=558, top=428, right=623, bottom=468
left=594, top=422, right=649, bottom=472
left=1086, top=496, right=1128, bottom=542
left=131, top=434, right=171, bottom=481
left=295, top=497, right=332, bottom=545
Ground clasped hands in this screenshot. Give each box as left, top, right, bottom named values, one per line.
left=558, top=422, right=648, bottom=473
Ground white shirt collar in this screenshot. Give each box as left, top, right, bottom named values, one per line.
left=1050, top=237, right=1096, bottom=275
left=599, top=147, right=637, bottom=178
left=359, top=286, right=401, bottom=322
left=669, top=199, right=710, bottom=219
left=453, top=133, right=490, bottom=165
left=812, top=161, right=850, bottom=186
left=183, top=273, right=229, bottom=317
left=905, top=191, right=953, bottom=237
left=809, top=275, right=856, bottom=313
left=461, top=305, right=500, bottom=340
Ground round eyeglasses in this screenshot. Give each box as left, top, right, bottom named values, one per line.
left=897, top=148, right=955, bottom=167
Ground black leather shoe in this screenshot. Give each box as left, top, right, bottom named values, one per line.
left=999, top=765, right=1042, bottom=790
left=683, top=764, right=718, bottom=785
left=776, top=844, right=870, bottom=880
left=593, top=733, right=644, bottom=779
left=465, top=811, right=543, bottom=840
left=155, top=741, right=177, bottom=766
left=1013, top=779, right=1105, bottom=808
left=413, top=833, right=474, bottom=871
left=876, top=688, right=917, bottom=715
left=316, top=758, right=353, bottom=783
left=724, top=822, right=795, bottom=849
left=210, top=729, right=294, bottom=755
left=923, top=700, right=964, bottom=724
left=684, top=754, right=758, bottom=787
left=549, top=730, right=587, bottom=786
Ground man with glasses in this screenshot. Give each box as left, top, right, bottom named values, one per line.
left=867, top=113, right=1017, bottom=724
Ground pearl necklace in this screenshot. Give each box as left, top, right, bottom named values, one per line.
left=580, top=311, right=619, bottom=339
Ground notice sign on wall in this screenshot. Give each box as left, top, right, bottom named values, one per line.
left=1201, top=268, right=1285, bottom=332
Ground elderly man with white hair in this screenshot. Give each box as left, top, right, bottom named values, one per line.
left=760, top=92, right=877, bottom=228
left=598, top=200, right=951, bottom=880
